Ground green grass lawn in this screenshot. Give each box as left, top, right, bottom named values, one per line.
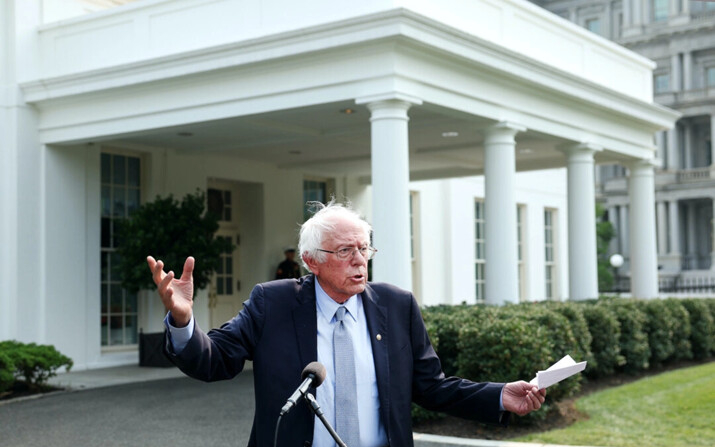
left=514, top=361, right=715, bottom=447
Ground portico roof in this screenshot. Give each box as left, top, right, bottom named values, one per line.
left=21, top=0, right=679, bottom=180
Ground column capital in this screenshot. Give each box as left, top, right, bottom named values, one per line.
left=557, top=142, right=604, bottom=155
left=483, top=121, right=526, bottom=145
left=355, top=92, right=423, bottom=107
left=627, top=157, right=661, bottom=173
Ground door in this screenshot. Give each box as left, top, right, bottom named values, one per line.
left=208, top=180, right=242, bottom=328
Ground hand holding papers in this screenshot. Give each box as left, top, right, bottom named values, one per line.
left=529, top=355, right=587, bottom=390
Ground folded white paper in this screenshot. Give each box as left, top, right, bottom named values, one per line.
left=529, top=355, right=587, bottom=390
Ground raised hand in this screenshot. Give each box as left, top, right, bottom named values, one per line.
left=147, top=256, right=195, bottom=327
left=502, top=381, right=546, bottom=416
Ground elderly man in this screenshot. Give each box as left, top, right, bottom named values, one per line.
left=147, top=201, right=545, bottom=447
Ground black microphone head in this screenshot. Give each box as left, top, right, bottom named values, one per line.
left=302, top=361, right=327, bottom=387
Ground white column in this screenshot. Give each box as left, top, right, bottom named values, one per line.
left=655, top=131, right=665, bottom=163
left=360, top=96, right=421, bottom=291
left=632, top=0, right=642, bottom=25
left=683, top=121, right=693, bottom=169
left=668, top=200, right=681, bottom=254
left=560, top=143, right=600, bottom=300
left=628, top=159, right=659, bottom=298
left=608, top=206, right=619, bottom=254
left=619, top=204, right=630, bottom=257
left=671, top=53, right=681, bottom=92
left=683, top=51, right=692, bottom=91
left=623, top=0, right=633, bottom=26
left=656, top=201, right=668, bottom=256
left=682, top=0, right=690, bottom=15
left=667, top=127, right=679, bottom=169
left=483, top=122, right=524, bottom=305
left=669, top=0, right=678, bottom=16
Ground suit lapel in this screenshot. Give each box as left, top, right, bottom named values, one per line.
left=362, top=284, right=390, bottom=435
left=293, top=275, right=318, bottom=368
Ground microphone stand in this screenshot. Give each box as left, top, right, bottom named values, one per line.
left=303, top=392, right=347, bottom=447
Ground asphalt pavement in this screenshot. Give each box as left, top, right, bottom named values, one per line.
left=0, top=372, right=255, bottom=447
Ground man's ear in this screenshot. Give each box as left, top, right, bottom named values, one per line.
left=302, top=254, right=320, bottom=275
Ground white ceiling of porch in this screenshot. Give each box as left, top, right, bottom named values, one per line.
left=102, top=99, right=572, bottom=180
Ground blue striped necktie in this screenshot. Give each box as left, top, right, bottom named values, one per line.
left=334, top=306, right=360, bottom=447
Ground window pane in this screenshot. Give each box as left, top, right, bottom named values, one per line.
left=226, top=278, right=233, bottom=295
left=110, top=316, right=123, bottom=345
left=113, top=187, right=126, bottom=217
left=708, top=68, right=715, bottom=87
left=224, top=207, right=231, bottom=222
left=101, top=285, right=108, bottom=313
left=125, top=292, right=137, bottom=313
left=127, top=189, right=140, bottom=215
left=127, top=157, right=140, bottom=187
left=110, top=285, right=123, bottom=313
left=125, top=315, right=138, bottom=344
left=112, top=155, right=126, bottom=186
left=101, top=316, right=108, bottom=346
left=224, top=190, right=231, bottom=205
left=225, top=256, right=232, bottom=273
left=110, top=252, right=121, bottom=281
left=101, top=186, right=111, bottom=217
left=101, top=218, right=111, bottom=248
left=101, top=153, right=111, bottom=184
left=217, top=278, right=224, bottom=295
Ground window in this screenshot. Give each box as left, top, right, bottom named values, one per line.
left=585, top=18, right=601, bottom=35
left=707, top=67, right=715, bottom=87
left=544, top=209, right=557, bottom=300
left=654, top=74, right=670, bottom=93
left=652, top=0, right=668, bottom=22
left=100, top=153, right=140, bottom=347
left=517, top=205, right=527, bottom=302
left=474, top=200, right=486, bottom=303
left=303, top=179, right=328, bottom=221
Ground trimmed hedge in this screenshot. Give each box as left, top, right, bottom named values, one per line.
left=0, top=341, right=73, bottom=391
left=599, top=299, right=650, bottom=373
left=414, top=297, right=714, bottom=424
left=581, top=304, right=625, bottom=378
left=680, top=299, right=714, bottom=359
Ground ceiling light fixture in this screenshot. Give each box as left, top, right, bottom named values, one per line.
left=340, top=108, right=356, bottom=115
left=441, top=131, right=459, bottom=138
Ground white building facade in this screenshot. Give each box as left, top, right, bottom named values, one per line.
left=532, top=0, right=715, bottom=288
left=1, top=0, right=676, bottom=369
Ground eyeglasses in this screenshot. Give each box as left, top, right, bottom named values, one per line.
left=317, top=246, right=378, bottom=261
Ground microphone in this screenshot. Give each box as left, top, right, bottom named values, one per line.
left=279, top=362, right=326, bottom=416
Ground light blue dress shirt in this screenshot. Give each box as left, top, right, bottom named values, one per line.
left=313, top=280, right=387, bottom=447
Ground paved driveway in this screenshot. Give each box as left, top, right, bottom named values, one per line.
left=0, top=372, right=255, bottom=447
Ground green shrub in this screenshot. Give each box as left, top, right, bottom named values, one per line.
left=642, top=300, right=676, bottom=366
left=544, top=302, right=594, bottom=367
left=599, top=299, right=650, bottom=373
left=497, top=304, right=582, bottom=400
left=422, top=305, right=484, bottom=377
left=663, top=299, right=692, bottom=362
left=0, top=351, right=15, bottom=394
left=457, top=315, right=553, bottom=383
left=581, top=305, right=624, bottom=378
left=0, top=340, right=73, bottom=390
left=679, top=299, right=714, bottom=359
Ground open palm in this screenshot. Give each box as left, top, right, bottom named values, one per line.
left=147, top=256, right=195, bottom=327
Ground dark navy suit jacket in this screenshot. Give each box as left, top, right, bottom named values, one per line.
left=165, top=275, right=505, bottom=447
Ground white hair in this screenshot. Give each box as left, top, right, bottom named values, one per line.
left=299, top=200, right=372, bottom=272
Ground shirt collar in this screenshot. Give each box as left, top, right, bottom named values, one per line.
left=315, top=277, right=359, bottom=323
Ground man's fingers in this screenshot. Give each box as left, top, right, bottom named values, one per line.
left=179, top=256, right=195, bottom=282
left=158, top=271, right=174, bottom=298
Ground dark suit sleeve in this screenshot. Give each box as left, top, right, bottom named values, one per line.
left=164, top=283, right=267, bottom=382
left=408, top=296, right=506, bottom=425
